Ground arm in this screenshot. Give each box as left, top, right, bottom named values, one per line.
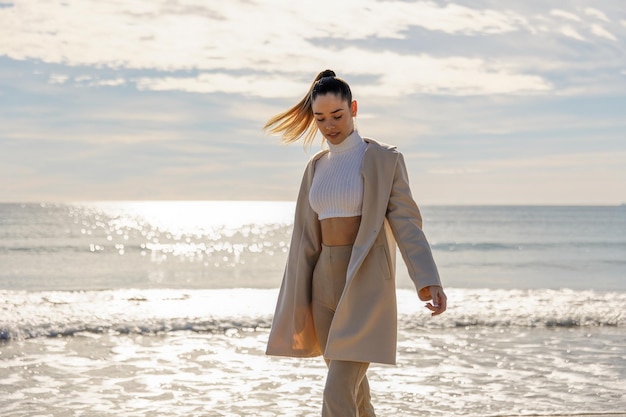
left=386, top=152, right=446, bottom=314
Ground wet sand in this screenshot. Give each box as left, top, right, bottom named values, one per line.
left=500, top=415, right=626, bottom=417
left=2, top=328, right=625, bottom=417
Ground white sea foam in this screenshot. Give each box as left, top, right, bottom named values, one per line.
left=1, top=288, right=624, bottom=341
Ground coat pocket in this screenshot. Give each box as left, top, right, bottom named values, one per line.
left=375, top=244, right=392, bottom=280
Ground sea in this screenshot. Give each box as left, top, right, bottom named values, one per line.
left=1, top=201, right=625, bottom=417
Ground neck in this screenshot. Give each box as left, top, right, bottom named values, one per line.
left=327, top=130, right=363, bottom=153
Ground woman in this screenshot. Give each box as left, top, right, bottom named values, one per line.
left=264, top=69, right=447, bottom=417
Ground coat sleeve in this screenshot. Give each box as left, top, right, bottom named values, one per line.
left=265, top=156, right=323, bottom=358
left=386, top=152, right=442, bottom=301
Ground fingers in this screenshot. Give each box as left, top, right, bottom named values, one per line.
left=425, top=302, right=445, bottom=316
left=424, top=286, right=447, bottom=316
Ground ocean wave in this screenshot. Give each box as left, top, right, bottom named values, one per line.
left=0, top=317, right=273, bottom=341
left=1, top=288, right=624, bottom=341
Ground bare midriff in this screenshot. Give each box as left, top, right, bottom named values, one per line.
left=320, top=216, right=361, bottom=246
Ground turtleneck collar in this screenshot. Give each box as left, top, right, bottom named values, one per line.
left=326, top=130, right=364, bottom=154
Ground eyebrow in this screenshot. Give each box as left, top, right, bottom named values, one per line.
left=313, top=108, right=344, bottom=115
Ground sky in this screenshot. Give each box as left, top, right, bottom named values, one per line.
left=1, top=0, right=625, bottom=205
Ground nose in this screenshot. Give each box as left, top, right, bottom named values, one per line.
left=325, top=121, right=334, bottom=130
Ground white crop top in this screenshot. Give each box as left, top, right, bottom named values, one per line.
left=309, top=130, right=368, bottom=220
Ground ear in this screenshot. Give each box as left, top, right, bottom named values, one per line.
left=351, top=100, right=358, bottom=117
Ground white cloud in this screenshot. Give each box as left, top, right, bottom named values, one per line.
left=49, top=74, right=69, bottom=84
left=0, top=0, right=531, bottom=72
left=75, top=75, right=93, bottom=83
left=135, top=73, right=306, bottom=98
left=90, top=78, right=127, bottom=87
left=135, top=48, right=552, bottom=98
left=367, top=2, right=528, bottom=35
left=0, top=0, right=550, bottom=98
left=550, top=9, right=582, bottom=22
left=584, top=7, right=610, bottom=22
left=559, top=26, right=586, bottom=41
left=72, top=75, right=127, bottom=87
left=590, top=24, right=617, bottom=41
left=361, top=53, right=552, bottom=96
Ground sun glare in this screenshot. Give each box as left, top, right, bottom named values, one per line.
left=70, top=201, right=294, bottom=265
left=82, top=201, right=294, bottom=234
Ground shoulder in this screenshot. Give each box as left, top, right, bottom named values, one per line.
left=363, top=137, right=399, bottom=154
left=361, top=137, right=403, bottom=179
left=363, top=137, right=401, bottom=166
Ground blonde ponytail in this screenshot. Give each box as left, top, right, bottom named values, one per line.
left=264, top=69, right=337, bottom=146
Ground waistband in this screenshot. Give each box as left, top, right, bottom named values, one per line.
left=321, top=243, right=353, bottom=249
left=320, top=243, right=353, bottom=256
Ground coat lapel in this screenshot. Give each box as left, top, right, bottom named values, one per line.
left=345, top=139, right=399, bottom=285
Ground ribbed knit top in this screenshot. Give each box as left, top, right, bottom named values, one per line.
left=309, top=130, right=368, bottom=220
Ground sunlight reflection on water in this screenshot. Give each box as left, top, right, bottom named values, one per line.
left=77, top=200, right=294, bottom=236
left=3, top=202, right=624, bottom=291
left=63, top=201, right=296, bottom=287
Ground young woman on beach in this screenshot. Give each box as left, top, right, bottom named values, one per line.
left=264, top=69, right=447, bottom=417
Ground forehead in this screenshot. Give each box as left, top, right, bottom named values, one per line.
left=311, top=93, right=348, bottom=113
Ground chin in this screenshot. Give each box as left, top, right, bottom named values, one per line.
left=326, top=134, right=344, bottom=144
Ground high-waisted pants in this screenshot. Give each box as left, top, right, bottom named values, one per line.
left=311, top=244, right=376, bottom=417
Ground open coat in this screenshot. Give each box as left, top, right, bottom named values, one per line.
left=265, top=138, right=441, bottom=365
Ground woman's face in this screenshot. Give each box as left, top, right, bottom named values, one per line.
left=312, top=93, right=358, bottom=145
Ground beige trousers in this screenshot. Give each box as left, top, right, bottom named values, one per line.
left=312, top=244, right=376, bottom=417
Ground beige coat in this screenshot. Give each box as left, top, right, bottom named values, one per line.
left=265, top=138, right=441, bottom=365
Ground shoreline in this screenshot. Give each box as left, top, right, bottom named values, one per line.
left=498, top=414, right=626, bottom=417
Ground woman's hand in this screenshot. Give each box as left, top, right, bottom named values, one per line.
left=425, top=285, right=447, bottom=316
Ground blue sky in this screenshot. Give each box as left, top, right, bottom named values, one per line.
left=1, top=0, right=625, bottom=204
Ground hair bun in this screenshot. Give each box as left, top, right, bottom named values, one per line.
left=319, top=69, right=336, bottom=78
